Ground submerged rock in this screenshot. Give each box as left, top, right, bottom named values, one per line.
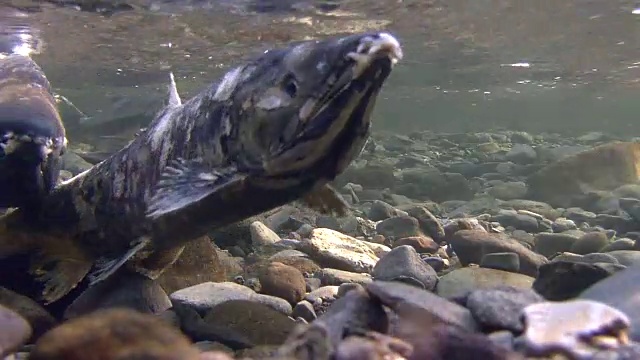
left=0, top=304, right=31, bottom=358
left=448, top=230, right=547, bottom=277
left=298, top=228, right=380, bottom=273
left=520, top=300, right=630, bottom=359
left=29, top=308, right=202, bottom=360
left=436, top=267, right=534, bottom=299
left=527, top=142, right=640, bottom=207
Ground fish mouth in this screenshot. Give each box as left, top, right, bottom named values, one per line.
left=266, top=32, right=402, bottom=179
left=0, top=130, right=66, bottom=200
left=300, top=32, right=403, bottom=137
left=346, top=32, right=403, bottom=79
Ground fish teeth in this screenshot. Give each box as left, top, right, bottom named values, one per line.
left=0, top=131, right=58, bottom=156
left=372, top=33, right=403, bottom=62
left=352, top=33, right=403, bottom=65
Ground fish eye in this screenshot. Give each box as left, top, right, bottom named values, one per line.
left=282, top=74, right=298, bottom=98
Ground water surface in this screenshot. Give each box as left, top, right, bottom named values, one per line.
left=1, top=0, right=639, bottom=146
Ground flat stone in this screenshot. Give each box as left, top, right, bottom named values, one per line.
left=170, top=282, right=292, bottom=317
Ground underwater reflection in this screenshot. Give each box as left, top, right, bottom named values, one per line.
left=0, top=7, right=42, bottom=57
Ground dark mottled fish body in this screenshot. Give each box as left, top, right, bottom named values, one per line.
left=0, top=32, right=402, bottom=303
left=0, top=54, right=66, bottom=213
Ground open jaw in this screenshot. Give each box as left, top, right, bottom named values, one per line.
left=0, top=114, right=66, bottom=206
left=268, top=32, right=403, bottom=179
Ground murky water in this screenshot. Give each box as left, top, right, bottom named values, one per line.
left=1, top=0, right=639, bottom=146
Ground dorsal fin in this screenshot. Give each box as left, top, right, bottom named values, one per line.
left=167, top=72, right=181, bottom=108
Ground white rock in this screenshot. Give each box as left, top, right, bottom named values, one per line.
left=250, top=220, right=281, bottom=246
left=300, top=228, right=380, bottom=273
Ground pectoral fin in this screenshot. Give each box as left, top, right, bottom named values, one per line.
left=300, top=184, right=351, bottom=216
left=146, top=158, right=246, bottom=220
left=87, top=236, right=151, bottom=286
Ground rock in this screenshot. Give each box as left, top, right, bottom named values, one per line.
left=423, top=256, right=447, bottom=272
left=299, top=228, right=380, bottom=273
left=316, top=215, right=342, bottom=232
left=171, top=306, right=252, bottom=350
left=601, top=238, right=636, bottom=252
left=511, top=229, right=535, bottom=246
left=337, top=164, right=396, bottom=189
left=614, top=184, right=640, bottom=199
left=466, top=286, right=544, bottom=333
left=258, top=262, right=306, bottom=305
left=304, top=278, right=321, bottom=293
left=366, top=280, right=478, bottom=332
left=60, top=150, right=93, bottom=175
left=170, top=282, right=292, bottom=317
left=282, top=285, right=389, bottom=357
left=493, top=211, right=539, bottom=232
left=397, top=321, right=523, bottom=360
left=337, top=283, right=364, bottom=297
left=480, top=252, right=520, bottom=273
left=0, top=304, right=31, bottom=357
left=521, top=300, right=630, bottom=359
left=306, top=286, right=340, bottom=303
left=397, top=169, right=474, bottom=202
left=527, top=142, right=640, bottom=207
left=551, top=217, right=577, bottom=232
left=362, top=241, right=392, bottom=259
left=367, top=200, right=399, bottom=221
left=449, top=230, right=548, bottom=277
left=620, top=197, right=640, bottom=221
left=569, top=231, right=609, bottom=255
left=158, top=236, right=227, bottom=294
left=334, top=332, right=413, bottom=360
left=436, top=267, right=534, bottom=299
left=564, top=207, right=597, bottom=223
left=605, top=250, right=640, bottom=267
left=580, top=263, right=640, bottom=342
left=375, top=215, right=423, bottom=240
left=488, top=330, right=515, bottom=351
left=487, top=181, right=528, bottom=200
left=267, top=254, right=321, bottom=276
left=405, top=205, right=446, bottom=242
left=591, top=214, right=635, bottom=234
left=64, top=270, right=171, bottom=319
left=552, top=252, right=621, bottom=265
left=533, top=261, right=620, bottom=301
left=510, top=131, right=534, bottom=144
left=269, top=249, right=308, bottom=262
left=29, top=308, right=202, bottom=360
left=505, top=144, right=537, bottom=164
left=444, top=218, right=487, bottom=238
left=292, top=300, right=316, bottom=322
left=533, top=232, right=580, bottom=258
left=250, top=221, right=281, bottom=246
left=372, top=245, right=438, bottom=291
left=319, top=268, right=372, bottom=286
left=202, top=300, right=296, bottom=346
left=536, top=145, right=589, bottom=163
left=446, top=196, right=502, bottom=218
left=502, top=199, right=561, bottom=220
left=0, top=287, right=56, bottom=340
left=209, top=217, right=258, bottom=254
left=394, top=236, right=439, bottom=253
left=200, top=351, right=235, bottom=360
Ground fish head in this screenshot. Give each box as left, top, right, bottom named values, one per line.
left=0, top=102, right=67, bottom=207
left=221, top=32, right=402, bottom=182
